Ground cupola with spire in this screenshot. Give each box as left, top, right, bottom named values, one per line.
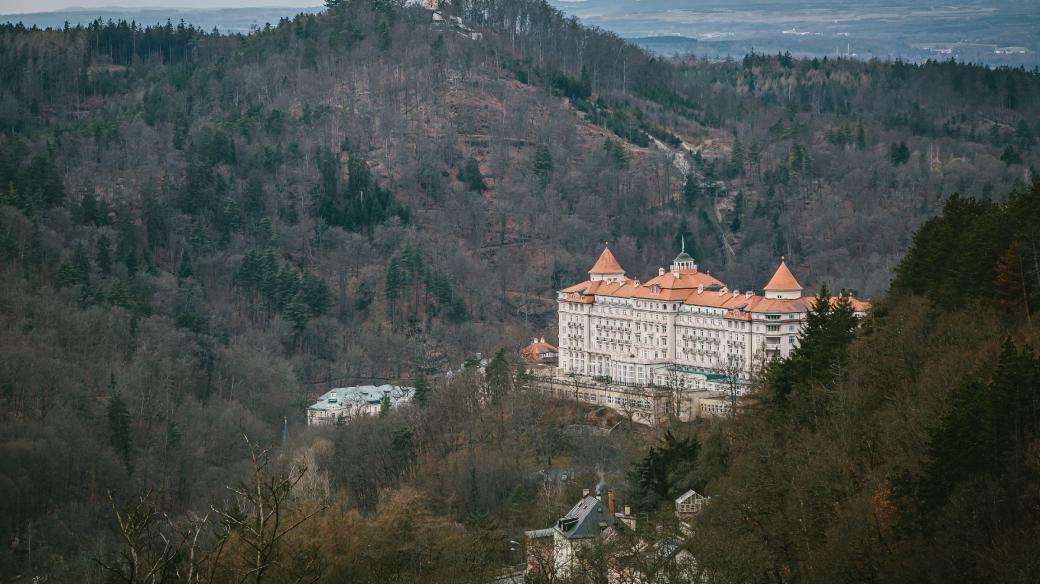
left=670, top=236, right=698, bottom=274
left=588, top=243, right=626, bottom=283
left=763, top=257, right=803, bottom=299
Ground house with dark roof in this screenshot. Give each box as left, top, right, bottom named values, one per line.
left=524, top=488, right=705, bottom=582
left=525, top=490, right=629, bottom=580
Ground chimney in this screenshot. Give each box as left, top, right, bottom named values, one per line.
left=746, top=290, right=754, bottom=298
left=624, top=505, right=631, bottom=516
left=732, top=289, right=739, bottom=298
left=582, top=488, right=590, bottom=498
left=608, top=491, right=616, bottom=515
left=697, top=284, right=704, bottom=294
left=658, top=267, right=666, bottom=276
left=673, top=271, right=680, bottom=279
left=540, top=337, right=545, bottom=344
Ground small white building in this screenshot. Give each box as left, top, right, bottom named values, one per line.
left=306, top=384, right=414, bottom=426
left=675, top=489, right=710, bottom=517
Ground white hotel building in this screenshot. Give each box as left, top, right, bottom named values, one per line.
left=556, top=244, right=868, bottom=393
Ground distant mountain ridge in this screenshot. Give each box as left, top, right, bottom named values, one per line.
left=0, top=6, right=322, bottom=33
left=549, top=0, right=1040, bottom=66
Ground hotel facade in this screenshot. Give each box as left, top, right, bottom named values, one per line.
left=556, top=244, right=868, bottom=397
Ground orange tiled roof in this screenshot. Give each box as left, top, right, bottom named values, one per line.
left=561, top=280, right=593, bottom=294
left=764, top=258, right=802, bottom=291
left=559, top=249, right=870, bottom=314
left=643, top=270, right=724, bottom=290
left=521, top=340, right=559, bottom=363
left=588, top=245, right=625, bottom=274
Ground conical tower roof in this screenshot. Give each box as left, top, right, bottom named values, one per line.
left=764, top=257, right=802, bottom=291
left=588, top=244, right=625, bottom=275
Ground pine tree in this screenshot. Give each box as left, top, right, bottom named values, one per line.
left=72, top=242, right=91, bottom=284
left=378, top=18, right=392, bottom=51
left=385, top=256, right=402, bottom=323
left=1000, top=145, right=1023, bottom=165
left=379, top=394, right=391, bottom=418
left=532, top=144, right=554, bottom=190
left=284, top=292, right=311, bottom=334
left=413, top=375, right=431, bottom=407
left=626, top=431, right=701, bottom=511
left=165, top=420, right=182, bottom=450
left=107, top=393, right=132, bottom=472
left=108, top=280, right=130, bottom=308
left=300, top=274, right=330, bottom=317
left=177, top=250, right=193, bottom=281
left=485, top=349, right=513, bottom=403
left=682, top=174, right=700, bottom=206
left=459, top=157, right=486, bottom=192
left=80, top=189, right=99, bottom=225
left=96, top=234, right=112, bottom=275
left=674, top=218, right=694, bottom=255
left=890, top=141, right=910, bottom=165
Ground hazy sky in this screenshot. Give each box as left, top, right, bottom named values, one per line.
left=0, top=1, right=319, bottom=13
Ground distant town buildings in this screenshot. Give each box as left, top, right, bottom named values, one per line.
left=526, top=242, right=868, bottom=424
left=306, top=384, right=414, bottom=426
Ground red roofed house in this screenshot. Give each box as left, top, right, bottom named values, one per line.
left=522, top=337, right=559, bottom=365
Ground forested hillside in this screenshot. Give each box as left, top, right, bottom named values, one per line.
left=0, top=0, right=1038, bottom=581
left=687, top=179, right=1040, bottom=583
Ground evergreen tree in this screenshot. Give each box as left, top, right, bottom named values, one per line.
left=379, top=394, right=391, bottom=418
left=626, top=431, right=701, bottom=512
left=604, top=138, right=629, bottom=171
left=674, top=218, right=695, bottom=255
left=299, top=274, right=330, bottom=317
left=177, top=250, right=193, bottom=281
left=107, top=393, right=132, bottom=472
left=95, top=234, right=112, bottom=275
left=413, top=375, right=431, bottom=407
left=682, top=174, right=700, bottom=206
left=284, top=292, right=310, bottom=334
left=80, top=189, right=99, bottom=225
left=459, top=157, right=486, bottom=192
left=108, top=279, right=130, bottom=308
left=484, top=349, right=513, bottom=404
left=165, top=420, right=182, bottom=450
left=889, top=141, right=910, bottom=165
left=532, top=144, right=554, bottom=189
left=355, top=280, right=373, bottom=312
left=1000, top=145, right=1023, bottom=165
left=378, top=18, right=392, bottom=51
left=385, top=256, right=402, bottom=319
